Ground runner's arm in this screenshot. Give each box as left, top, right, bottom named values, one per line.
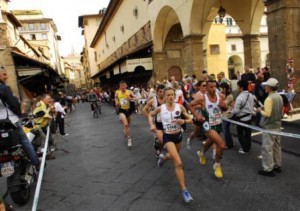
left=148, top=107, right=161, bottom=132
left=179, top=105, right=192, bottom=124
left=129, top=91, right=138, bottom=101
left=187, top=96, right=205, bottom=122
left=143, top=98, right=154, bottom=117
left=114, top=91, right=119, bottom=106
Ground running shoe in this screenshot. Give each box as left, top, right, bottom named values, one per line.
left=238, top=148, right=247, bottom=154
left=186, top=138, right=191, bottom=150
left=155, top=150, right=161, bottom=158
left=157, top=154, right=165, bottom=167
left=182, top=189, right=193, bottom=203
left=213, top=163, right=223, bottom=179
left=127, top=138, right=132, bottom=147
left=212, top=149, right=216, bottom=160
left=197, top=151, right=206, bottom=165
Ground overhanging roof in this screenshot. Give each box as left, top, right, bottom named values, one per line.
left=11, top=50, right=59, bottom=76
left=2, top=11, right=22, bottom=27
left=91, top=41, right=152, bottom=79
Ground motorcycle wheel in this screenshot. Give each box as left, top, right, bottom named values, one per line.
left=10, top=182, right=30, bottom=205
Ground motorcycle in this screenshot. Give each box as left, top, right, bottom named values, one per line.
left=0, top=111, right=45, bottom=205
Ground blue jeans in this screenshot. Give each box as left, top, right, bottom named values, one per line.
left=16, top=121, right=39, bottom=165
left=222, top=120, right=233, bottom=148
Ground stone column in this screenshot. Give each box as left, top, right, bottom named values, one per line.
left=265, top=0, right=300, bottom=107
left=183, top=35, right=205, bottom=79
left=152, top=51, right=168, bottom=82
left=242, top=34, right=261, bottom=69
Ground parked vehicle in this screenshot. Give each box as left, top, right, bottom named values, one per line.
left=0, top=112, right=44, bottom=205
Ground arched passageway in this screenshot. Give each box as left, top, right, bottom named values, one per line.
left=168, top=66, right=182, bottom=82
left=228, top=55, right=243, bottom=79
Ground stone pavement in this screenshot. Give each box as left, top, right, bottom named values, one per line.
left=1, top=103, right=300, bottom=211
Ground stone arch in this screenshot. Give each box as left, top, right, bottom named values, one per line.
left=228, top=55, right=243, bottom=79
left=152, top=6, right=182, bottom=52
left=168, top=66, right=182, bottom=82
left=190, top=0, right=265, bottom=36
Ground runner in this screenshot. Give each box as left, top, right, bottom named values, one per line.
left=143, top=84, right=165, bottom=157
left=149, top=87, right=193, bottom=203
left=115, top=81, right=138, bottom=147
left=187, top=80, right=226, bottom=179
left=186, top=80, right=207, bottom=149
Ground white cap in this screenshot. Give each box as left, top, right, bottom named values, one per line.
left=262, top=78, right=279, bottom=87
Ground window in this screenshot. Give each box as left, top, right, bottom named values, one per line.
left=28, top=23, right=35, bottom=30
left=30, top=34, right=36, bottom=40
left=133, top=6, right=138, bottom=18
left=42, top=34, right=48, bottom=40
left=231, top=44, right=236, bottom=51
left=226, top=18, right=233, bottom=26
left=210, top=45, right=220, bottom=55
left=120, top=25, right=124, bottom=33
left=40, top=23, right=47, bottom=30
left=94, top=52, right=97, bottom=62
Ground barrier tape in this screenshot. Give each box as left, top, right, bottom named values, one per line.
left=32, top=125, right=50, bottom=211
left=223, top=117, right=300, bottom=139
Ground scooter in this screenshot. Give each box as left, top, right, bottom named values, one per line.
left=0, top=111, right=44, bottom=205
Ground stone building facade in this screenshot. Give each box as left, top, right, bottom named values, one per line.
left=84, top=0, right=299, bottom=107
left=0, top=2, right=64, bottom=100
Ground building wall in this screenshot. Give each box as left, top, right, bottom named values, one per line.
left=94, top=0, right=150, bottom=64
left=14, top=11, right=62, bottom=73
left=207, top=24, right=228, bottom=77
left=83, top=15, right=103, bottom=77
left=0, top=0, right=8, bottom=11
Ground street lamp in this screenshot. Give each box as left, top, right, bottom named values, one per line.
left=218, top=0, right=226, bottom=24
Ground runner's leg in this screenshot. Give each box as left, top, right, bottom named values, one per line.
left=165, top=142, right=186, bottom=191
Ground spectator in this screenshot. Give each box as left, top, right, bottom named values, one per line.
left=256, top=78, right=283, bottom=177
left=231, top=80, right=256, bottom=154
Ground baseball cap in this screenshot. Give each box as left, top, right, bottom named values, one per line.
left=262, top=78, right=279, bottom=87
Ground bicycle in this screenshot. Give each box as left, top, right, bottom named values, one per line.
left=90, top=102, right=100, bottom=118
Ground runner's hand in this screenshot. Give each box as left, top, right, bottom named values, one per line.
left=196, top=114, right=205, bottom=122
left=150, top=125, right=157, bottom=133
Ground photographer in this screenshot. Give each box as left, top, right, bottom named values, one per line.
left=0, top=66, right=39, bottom=166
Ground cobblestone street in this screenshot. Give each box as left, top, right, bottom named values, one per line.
left=1, top=103, right=300, bottom=211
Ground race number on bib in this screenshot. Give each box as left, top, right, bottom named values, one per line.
left=166, top=123, right=179, bottom=132
left=120, top=98, right=128, bottom=106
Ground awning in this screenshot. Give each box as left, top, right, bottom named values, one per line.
left=17, top=68, right=43, bottom=76
left=11, top=50, right=59, bottom=76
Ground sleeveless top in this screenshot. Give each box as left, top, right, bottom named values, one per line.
left=154, top=96, right=162, bottom=123
left=116, top=90, right=130, bottom=110
left=204, top=93, right=222, bottom=126
left=160, top=103, right=182, bottom=134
